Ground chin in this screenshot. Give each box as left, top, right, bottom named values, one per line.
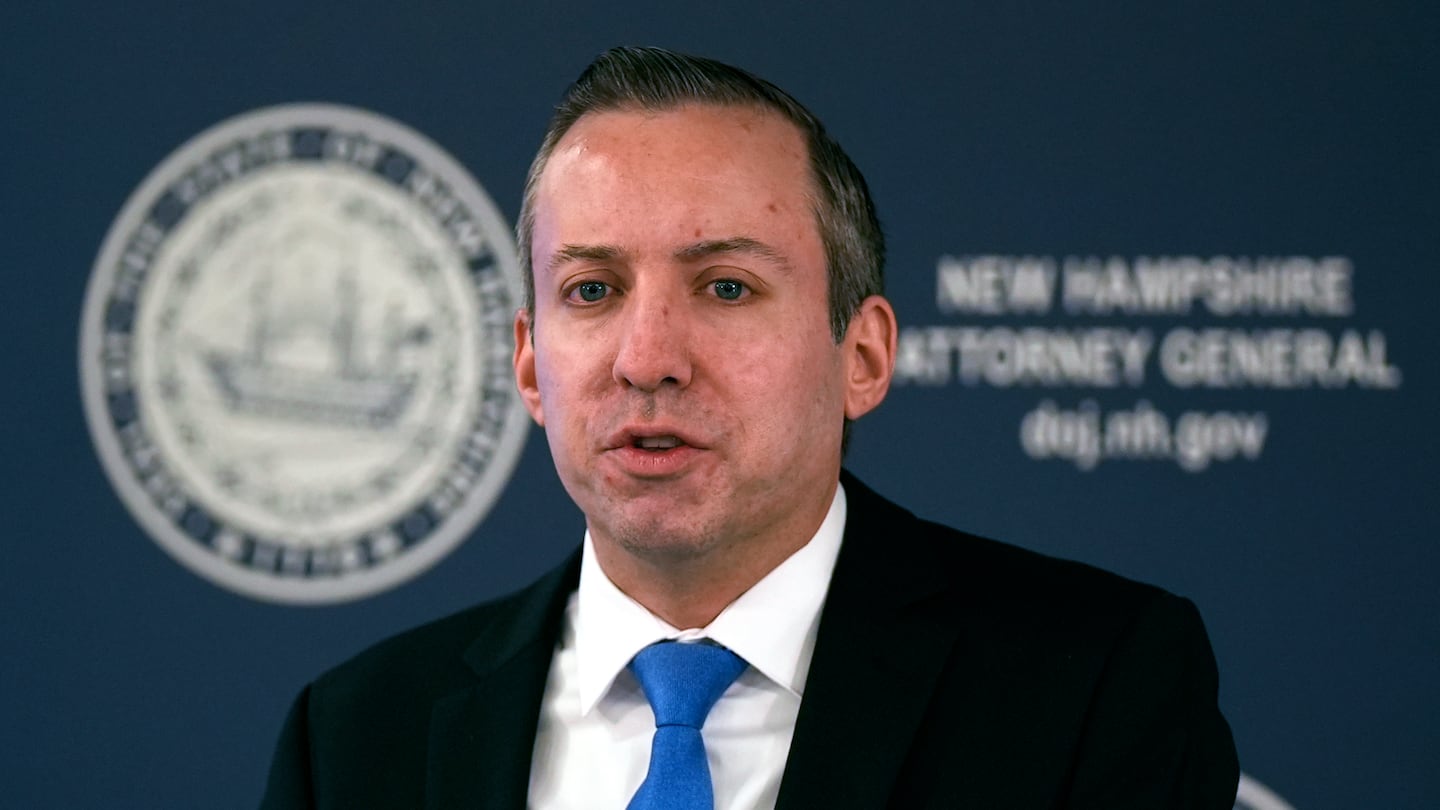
left=608, top=517, right=723, bottom=563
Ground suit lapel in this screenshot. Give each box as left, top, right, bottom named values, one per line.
left=776, top=473, right=963, bottom=810
left=424, top=554, right=579, bottom=810
left=417, top=475, right=969, bottom=809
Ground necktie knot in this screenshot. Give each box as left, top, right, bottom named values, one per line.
left=626, top=641, right=747, bottom=810
left=629, top=641, right=746, bottom=728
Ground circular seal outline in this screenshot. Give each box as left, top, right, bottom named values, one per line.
left=79, top=103, right=530, bottom=604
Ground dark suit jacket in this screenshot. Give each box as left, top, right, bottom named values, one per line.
left=260, top=473, right=1239, bottom=809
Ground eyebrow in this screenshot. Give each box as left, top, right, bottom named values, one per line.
left=673, top=237, right=792, bottom=272
left=547, top=244, right=623, bottom=274
left=545, top=236, right=793, bottom=275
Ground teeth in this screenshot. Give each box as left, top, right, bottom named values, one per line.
left=636, top=435, right=681, bottom=450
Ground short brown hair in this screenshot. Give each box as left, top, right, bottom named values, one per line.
left=517, top=46, right=885, bottom=344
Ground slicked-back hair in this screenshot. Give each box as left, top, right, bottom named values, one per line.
left=517, top=46, right=885, bottom=344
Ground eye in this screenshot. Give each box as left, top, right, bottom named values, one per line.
left=711, top=279, right=748, bottom=301
left=569, top=281, right=610, bottom=303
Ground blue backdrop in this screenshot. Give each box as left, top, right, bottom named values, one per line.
left=4, top=2, right=1436, bottom=808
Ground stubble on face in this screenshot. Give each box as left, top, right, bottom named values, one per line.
left=519, top=103, right=847, bottom=606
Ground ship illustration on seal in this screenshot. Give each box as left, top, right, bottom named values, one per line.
left=203, top=271, right=427, bottom=429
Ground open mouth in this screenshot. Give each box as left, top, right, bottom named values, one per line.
left=633, top=435, right=684, bottom=452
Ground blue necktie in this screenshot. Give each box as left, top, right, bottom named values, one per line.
left=627, top=641, right=748, bottom=810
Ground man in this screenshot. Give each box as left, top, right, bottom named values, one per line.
left=261, top=46, right=1239, bottom=809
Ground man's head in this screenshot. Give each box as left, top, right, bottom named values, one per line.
left=517, top=46, right=885, bottom=344
left=512, top=47, right=896, bottom=612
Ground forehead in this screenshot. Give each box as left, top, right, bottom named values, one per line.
left=533, top=104, right=819, bottom=251
left=552, top=101, right=810, bottom=179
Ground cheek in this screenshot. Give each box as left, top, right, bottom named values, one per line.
left=730, top=334, right=844, bottom=425
left=532, top=345, right=595, bottom=430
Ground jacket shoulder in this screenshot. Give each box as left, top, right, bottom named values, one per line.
left=311, top=552, right=578, bottom=711
left=843, top=471, right=1168, bottom=618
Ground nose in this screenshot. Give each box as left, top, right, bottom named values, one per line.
left=612, top=283, right=692, bottom=391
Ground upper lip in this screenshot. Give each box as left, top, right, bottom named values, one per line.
left=605, top=426, right=708, bottom=450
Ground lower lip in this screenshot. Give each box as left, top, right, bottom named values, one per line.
left=607, top=445, right=705, bottom=478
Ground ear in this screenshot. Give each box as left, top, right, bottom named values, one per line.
left=841, top=295, right=897, bottom=420
left=513, top=309, right=545, bottom=426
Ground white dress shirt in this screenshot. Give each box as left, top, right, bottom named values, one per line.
left=527, top=484, right=847, bottom=810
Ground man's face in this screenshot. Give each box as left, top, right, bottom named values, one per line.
left=516, top=104, right=858, bottom=565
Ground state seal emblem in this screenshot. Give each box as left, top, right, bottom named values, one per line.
left=80, top=104, right=529, bottom=603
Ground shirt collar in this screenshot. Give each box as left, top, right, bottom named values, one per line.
left=573, top=482, right=847, bottom=715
